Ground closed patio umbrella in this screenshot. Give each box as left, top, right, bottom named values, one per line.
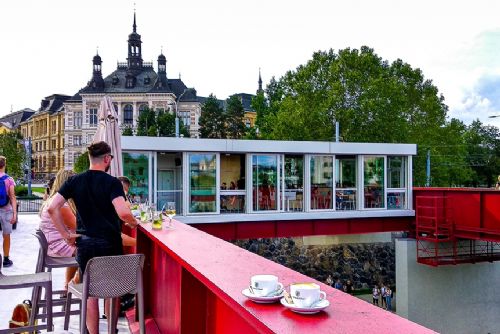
left=93, top=95, right=123, bottom=177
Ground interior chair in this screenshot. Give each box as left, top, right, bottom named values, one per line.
left=64, top=254, right=146, bottom=334
left=0, top=254, right=53, bottom=334
left=31, top=229, right=80, bottom=328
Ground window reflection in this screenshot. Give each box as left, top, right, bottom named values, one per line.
left=220, top=154, right=245, bottom=213
left=364, top=157, right=384, bottom=208
left=387, top=156, right=406, bottom=209
left=310, top=156, right=333, bottom=210
left=189, top=154, right=217, bottom=213
left=284, top=155, right=303, bottom=211
left=123, top=152, right=149, bottom=203
left=336, top=156, right=356, bottom=210
left=252, top=155, right=277, bottom=211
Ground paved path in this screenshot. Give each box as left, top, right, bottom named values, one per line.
left=0, top=214, right=130, bottom=333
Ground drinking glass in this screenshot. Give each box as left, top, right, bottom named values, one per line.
left=152, top=211, right=163, bottom=230
left=165, top=203, right=176, bottom=228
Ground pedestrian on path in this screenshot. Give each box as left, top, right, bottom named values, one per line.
left=372, top=284, right=380, bottom=306
left=0, top=156, right=17, bottom=268
left=385, top=286, right=393, bottom=311
left=380, top=283, right=387, bottom=309
left=334, top=279, right=343, bottom=290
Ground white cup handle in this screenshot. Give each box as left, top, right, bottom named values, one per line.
left=277, top=283, right=284, bottom=291
left=319, top=291, right=327, bottom=301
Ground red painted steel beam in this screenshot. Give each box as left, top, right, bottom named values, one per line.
left=193, top=217, right=412, bottom=240
left=132, top=221, right=436, bottom=334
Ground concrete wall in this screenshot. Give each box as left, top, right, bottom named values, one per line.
left=396, top=239, right=500, bottom=334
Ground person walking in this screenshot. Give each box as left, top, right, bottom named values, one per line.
left=334, top=279, right=343, bottom=290
left=343, top=279, right=353, bottom=294
left=372, top=284, right=380, bottom=306
left=0, top=156, right=17, bottom=268
left=380, top=283, right=387, bottom=309
left=48, top=141, right=139, bottom=334
left=385, top=286, right=393, bottom=311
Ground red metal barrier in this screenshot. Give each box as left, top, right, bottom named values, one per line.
left=194, top=217, right=413, bottom=241
left=414, top=188, right=500, bottom=265
left=131, top=220, right=435, bottom=334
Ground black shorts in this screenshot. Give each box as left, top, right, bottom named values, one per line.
left=75, top=236, right=123, bottom=274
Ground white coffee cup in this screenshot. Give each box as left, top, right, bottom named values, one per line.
left=250, top=275, right=283, bottom=297
left=290, top=283, right=327, bottom=308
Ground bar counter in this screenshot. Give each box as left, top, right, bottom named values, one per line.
left=135, top=220, right=435, bottom=333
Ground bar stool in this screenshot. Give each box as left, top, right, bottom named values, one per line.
left=0, top=255, right=53, bottom=333
left=31, top=229, right=80, bottom=328
left=64, top=254, right=146, bottom=334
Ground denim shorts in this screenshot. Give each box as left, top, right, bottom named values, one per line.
left=0, top=209, right=13, bottom=235
left=75, top=236, right=122, bottom=274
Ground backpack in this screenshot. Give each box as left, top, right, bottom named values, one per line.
left=0, top=175, right=10, bottom=207
left=8, top=299, right=36, bottom=333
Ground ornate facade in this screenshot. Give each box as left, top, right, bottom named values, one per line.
left=19, top=96, right=67, bottom=179
left=63, top=13, right=201, bottom=170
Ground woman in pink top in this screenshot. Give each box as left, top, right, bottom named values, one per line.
left=39, top=170, right=78, bottom=290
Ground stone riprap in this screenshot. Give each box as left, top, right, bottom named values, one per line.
left=233, top=238, right=395, bottom=289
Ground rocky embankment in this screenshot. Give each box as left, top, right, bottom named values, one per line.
left=233, top=238, right=395, bottom=289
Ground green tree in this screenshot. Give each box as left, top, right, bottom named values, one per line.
left=73, top=152, right=89, bottom=173
left=199, top=94, right=226, bottom=138
left=0, top=132, right=25, bottom=180
left=251, top=91, right=269, bottom=138
left=136, top=108, right=157, bottom=136
left=463, top=120, right=500, bottom=187
left=122, top=126, right=133, bottom=136
left=258, top=46, right=467, bottom=186
left=225, top=95, right=246, bottom=139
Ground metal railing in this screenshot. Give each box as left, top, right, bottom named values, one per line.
left=17, top=197, right=44, bottom=213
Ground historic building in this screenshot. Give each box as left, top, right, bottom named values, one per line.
left=63, top=13, right=200, bottom=170
left=0, top=108, right=35, bottom=134
left=19, top=95, right=68, bottom=179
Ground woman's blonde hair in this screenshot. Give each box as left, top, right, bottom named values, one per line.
left=43, top=169, right=77, bottom=214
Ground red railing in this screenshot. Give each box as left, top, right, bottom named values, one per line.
left=414, top=188, right=500, bottom=265
left=129, top=220, right=435, bottom=334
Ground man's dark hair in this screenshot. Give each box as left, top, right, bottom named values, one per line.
left=117, top=176, right=131, bottom=187
left=87, top=141, right=111, bottom=158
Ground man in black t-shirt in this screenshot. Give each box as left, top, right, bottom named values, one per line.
left=48, top=141, right=139, bottom=334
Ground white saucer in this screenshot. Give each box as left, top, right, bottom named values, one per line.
left=242, top=288, right=284, bottom=303
left=280, top=297, right=330, bottom=314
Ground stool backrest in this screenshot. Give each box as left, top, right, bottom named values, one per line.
left=83, top=254, right=145, bottom=298
left=33, top=229, right=49, bottom=272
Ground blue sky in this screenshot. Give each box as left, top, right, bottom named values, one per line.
left=1, top=0, right=500, bottom=128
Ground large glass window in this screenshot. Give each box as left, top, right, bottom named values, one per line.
left=157, top=153, right=183, bottom=214
left=284, top=155, right=303, bottom=211
left=189, top=154, right=216, bottom=213
left=220, top=154, right=245, bottom=213
left=123, top=152, right=149, bottom=203
left=387, top=156, right=407, bottom=209
left=335, top=156, right=357, bottom=210
left=364, top=156, right=384, bottom=209
left=123, top=104, right=133, bottom=125
left=89, top=108, right=98, bottom=126
left=74, top=111, right=82, bottom=129
left=310, top=156, right=333, bottom=210
left=252, top=155, right=278, bottom=211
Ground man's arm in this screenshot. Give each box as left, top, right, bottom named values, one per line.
left=47, top=193, right=77, bottom=242
left=8, top=184, right=16, bottom=224
left=112, top=196, right=139, bottom=228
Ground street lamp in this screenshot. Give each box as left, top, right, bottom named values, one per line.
left=172, top=88, right=194, bottom=138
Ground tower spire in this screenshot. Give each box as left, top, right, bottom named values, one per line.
left=133, top=10, right=137, bottom=33
left=257, top=68, right=263, bottom=94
